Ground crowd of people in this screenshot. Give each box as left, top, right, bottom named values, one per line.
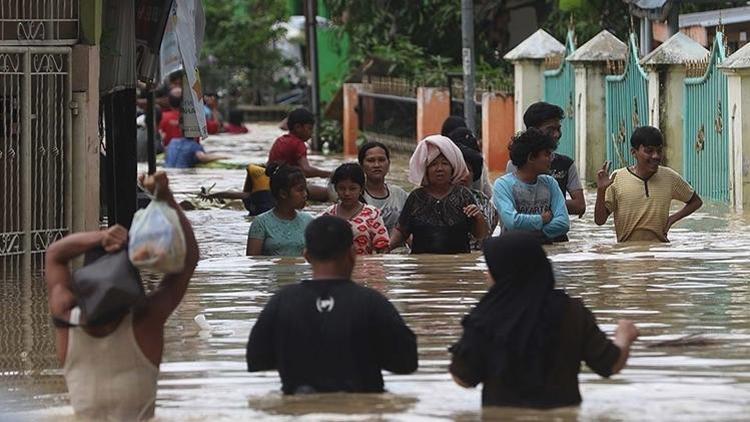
left=45, top=100, right=704, bottom=419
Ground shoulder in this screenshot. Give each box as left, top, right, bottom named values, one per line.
left=297, top=211, right=315, bottom=223
left=362, top=204, right=382, bottom=216
left=254, top=209, right=275, bottom=223
left=538, top=174, right=558, bottom=186
left=658, top=166, right=684, bottom=180
left=390, top=184, right=409, bottom=198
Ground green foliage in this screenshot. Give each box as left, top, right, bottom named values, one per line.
left=201, top=0, right=288, bottom=101
left=319, top=119, right=343, bottom=152
left=542, top=0, right=630, bottom=43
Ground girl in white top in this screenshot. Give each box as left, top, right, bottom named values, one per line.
left=358, top=141, right=409, bottom=233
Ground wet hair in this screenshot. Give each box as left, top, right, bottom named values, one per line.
left=460, top=145, right=483, bottom=182
left=330, top=163, right=366, bottom=203
left=168, top=70, right=184, bottom=85
left=630, top=126, right=664, bottom=149
left=305, top=215, right=353, bottom=261
left=265, top=162, right=306, bottom=200
left=168, top=92, right=182, bottom=109
left=448, top=127, right=479, bottom=151
left=357, top=141, right=390, bottom=164
left=228, top=109, right=244, bottom=126
left=523, top=102, right=564, bottom=129
left=508, top=128, right=557, bottom=168
left=287, top=108, right=315, bottom=130
left=441, top=115, right=467, bottom=137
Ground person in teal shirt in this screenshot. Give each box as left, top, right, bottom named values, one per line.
left=246, top=163, right=313, bottom=256
left=493, top=128, right=570, bottom=243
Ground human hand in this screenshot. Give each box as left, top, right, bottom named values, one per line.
left=541, top=210, right=552, bottom=224
left=101, top=224, right=128, bottom=253
left=139, top=171, right=172, bottom=201
left=615, top=319, right=639, bottom=344
left=664, top=215, right=676, bottom=235
left=596, top=161, right=616, bottom=190
left=463, top=204, right=482, bottom=219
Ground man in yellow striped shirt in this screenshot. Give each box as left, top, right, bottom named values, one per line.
left=594, top=126, right=703, bottom=242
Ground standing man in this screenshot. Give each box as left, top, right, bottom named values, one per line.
left=507, top=102, right=586, bottom=216
left=45, top=172, right=198, bottom=420
left=246, top=216, right=418, bottom=394
left=493, top=128, right=570, bottom=243
left=594, top=126, right=702, bottom=242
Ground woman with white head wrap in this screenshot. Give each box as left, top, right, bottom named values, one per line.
left=389, top=135, right=488, bottom=254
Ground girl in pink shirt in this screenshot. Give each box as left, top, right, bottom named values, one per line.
left=324, top=163, right=390, bottom=255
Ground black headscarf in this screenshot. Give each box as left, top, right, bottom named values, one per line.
left=448, top=127, right=479, bottom=152
left=459, top=145, right=483, bottom=182
left=450, top=232, right=567, bottom=393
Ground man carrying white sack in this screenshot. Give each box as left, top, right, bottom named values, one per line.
left=45, top=171, right=198, bottom=421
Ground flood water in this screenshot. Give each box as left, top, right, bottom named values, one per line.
left=3, top=124, right=750, bottom=421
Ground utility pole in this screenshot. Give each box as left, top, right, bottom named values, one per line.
left=461, top=0, right=477, bottom=133
left=304, top=0, right=321, bottom=151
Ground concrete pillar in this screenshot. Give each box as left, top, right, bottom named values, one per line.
left=720, top=42, right=750, bottom=209
left=572, top=64, right=607, bottom=183
left=511, top=61, right=544, bottom=132
left=342, top=83, right=362, bottom=156
left=566, top=30, right=628, bottom=183
left=416, top=87, right=450, bottom=142
left=481, top=92, right=515, bottom=172
left=71, top=45, right=101, bottom=233
left=641, top=32, right=709, bottom=175
left=503, top=29, right=565, bottom=132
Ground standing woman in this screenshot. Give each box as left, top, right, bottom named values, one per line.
left=246, top=163, right=313, bottom=256
left=390, top=135, right=488, bottom=254
left=358, top=141, right=409, bottom=234
left=323, top=163, right=390, bottom=255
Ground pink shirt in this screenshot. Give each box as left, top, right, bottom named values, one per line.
left=323, top=204, right=390, bottom=255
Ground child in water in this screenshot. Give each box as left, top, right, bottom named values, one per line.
left=323, top=163, right=390, bottom=255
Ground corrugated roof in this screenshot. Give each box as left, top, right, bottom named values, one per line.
left=640, top=32, right=709, bottom=65
left=503, top=29, right=565, bottom=61
left=566, top=30, right=627, bottom=62
left=680, top=6, right=750, bottom=28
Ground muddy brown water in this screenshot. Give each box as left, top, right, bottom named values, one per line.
left=3, top=124, right=750, bottom=421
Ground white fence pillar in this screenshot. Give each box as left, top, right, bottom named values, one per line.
left=720, top=43, right=750, bottom=210
left=504, top=29, right=565, bottom=132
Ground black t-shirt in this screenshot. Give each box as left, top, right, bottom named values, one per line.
left=397, top=186, right=477, bottom=254
left=246, top=279, right=418, bottom=394
left=450, top=297, right=621, bottom=408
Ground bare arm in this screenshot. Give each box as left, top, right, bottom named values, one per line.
left=298, top=156, right=331, bottom=178
left=139, top=172, right=200, bottom=326
left=195, top=151, right=227, bottom=164
left=665, top=192, right=702, bottom=235
left=389, top=226, right=408, bottom=251
left=594, top=162, right=615, bottom=226
left=566, top=189, right=586, bottom=216
left=465, top=205, right=489, bottom=240
left=611, top=319, right=639, bottom=375
left=246, top=238, right=264, bottom=256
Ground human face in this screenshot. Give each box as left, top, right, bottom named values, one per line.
left=335, top=179, right=363, bottom=207
left=632, top=144, right=663, bottom=173
left=362, top=147, right=390, bottom=183
left=426, top=154, right=454, bottom=186
left=285, top=181, right=308, bottom=209
left=292, top=123, right=314, bottom=141
left=537, top=118, right=562, bottom=143
left=527, top=149, right=553, bottom=175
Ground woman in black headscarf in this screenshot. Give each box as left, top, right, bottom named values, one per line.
left=449, top=233, right=639, bottom=408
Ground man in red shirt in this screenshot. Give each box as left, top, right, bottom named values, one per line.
left=268, top=108, right=331, bottom=201
left=159, top=87, right=183, bottom=147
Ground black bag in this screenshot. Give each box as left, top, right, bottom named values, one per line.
left=72, top=249, right=144, bottom=326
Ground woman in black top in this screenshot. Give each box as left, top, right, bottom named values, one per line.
left=389, top=135, right=488, bottom=254
left=449, top=233, right=639, bottom=408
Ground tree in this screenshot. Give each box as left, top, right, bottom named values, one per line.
left=201, top=0, right=288, bottom=104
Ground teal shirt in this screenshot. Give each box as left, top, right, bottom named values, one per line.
left=248, top=210, right=314, bottom=256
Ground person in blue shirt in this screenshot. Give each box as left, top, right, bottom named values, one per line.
left=492, top=128, right=570, bottom=243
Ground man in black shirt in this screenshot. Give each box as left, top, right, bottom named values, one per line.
left=246, top=216, right=418, bottom=394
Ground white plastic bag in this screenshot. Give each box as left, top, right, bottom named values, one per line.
left=128, top=200, right=186, bottom=273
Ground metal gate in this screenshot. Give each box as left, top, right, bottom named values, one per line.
left=605, top=34, right=649, bottom=168
left=683, top=32, right=729, bottom=203
left=1, top=47, right=72, bottom=279
left=543, top=30, right=576, bottom=159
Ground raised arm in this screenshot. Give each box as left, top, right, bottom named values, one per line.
left=139, top=172, right=200, bottom=326
left=594, top=162, right=615, bottom=225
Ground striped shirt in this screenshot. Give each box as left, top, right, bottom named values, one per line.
left=604, top=166, right=695, bottom=242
